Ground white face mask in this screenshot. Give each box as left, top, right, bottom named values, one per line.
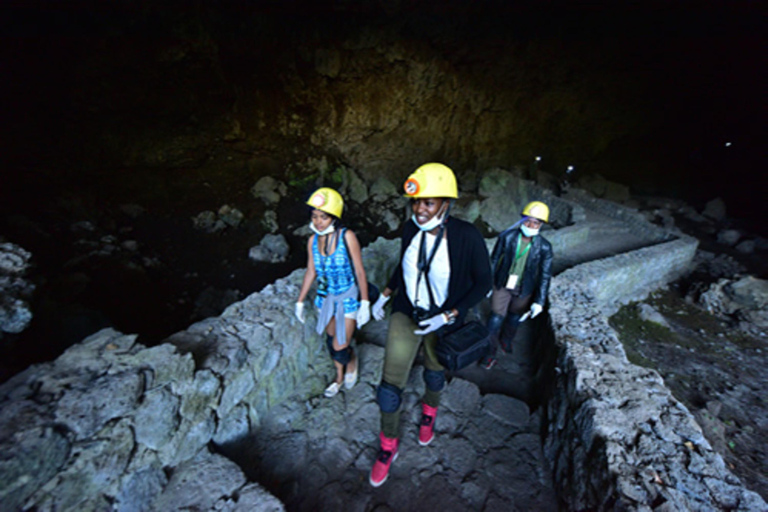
left=412, top=201, right=449, bottom=232
left=412, top=213, right=443, bottom=232
left=310, top=222, right=335, bottom=236
left=520, top=224, right=540, bottom=237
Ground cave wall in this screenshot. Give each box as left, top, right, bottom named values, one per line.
left=2, top=2, right=763, bottom=225
left=3, top=3, right=656, bottom=181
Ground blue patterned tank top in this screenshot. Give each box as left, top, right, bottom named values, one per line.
left=312, top=229, right=359, bottom=313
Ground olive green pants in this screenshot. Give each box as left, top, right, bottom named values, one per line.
left=380, top=312, right=445, bottom=438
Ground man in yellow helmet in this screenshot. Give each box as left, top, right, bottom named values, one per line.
left=368, top=163, right=491, bottom=487
left=480, top=200, right=554, bottom=369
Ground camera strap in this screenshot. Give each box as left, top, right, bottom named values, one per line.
left=415, top=224, right=445, bottom=312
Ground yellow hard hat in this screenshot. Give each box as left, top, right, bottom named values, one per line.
left=306, top=187, right=344, bottom=218
left=521, top=201, right=550, bottom=223
left=403, top=162, right=458, bottom=199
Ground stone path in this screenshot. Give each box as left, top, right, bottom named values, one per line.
left=221, top=319, right=559, bottom=511
left=225, top=215, right=666, bottom=511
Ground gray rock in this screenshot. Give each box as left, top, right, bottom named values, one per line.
left=115, top=464, right=167, bottom=512
left=479, top=195, right=522, bottom=233
left=478, top=168, right=516, bottom=198
left=637, top=303, right=671, bottom=328
left=451, top=199, right=482, bottom=224
left=373, top=210, right=398, bottom=234
left=218, top=204, right=245, bottom=228
left=192, top=210, right=226, bottom=233
left=249, top=234, right=290, bottom=263
left=262, top=210, right=279, bottom=233
left=134, top=387, right=181, bottom=450
left=70, top=220, right=96, bottom=233
left=121, top=240, right=139, bottom=251
left=0, top=242, right=34, bottom=334
left=727, top=276, right=768, bottom=309
left=0, top=426, right=70, bottom=512
left=251, top=176, right=287, bottom=205
left=0, top=297, right=33, bottom=334
left=54, top=371, right=143, bottom=440
left=118, top=204, right=145, bottom=218
left=679, top=205, right=708, bottom=223
left=703, top=197, right=727, bottom=221
left=370, top=177, right=397, bottom=200
left=481, top=394, right=530, bottom=430
left=717, top=229, right=741, bottom=246
left=735, top=239, right=755, bottom=254
left=338, top=166, right=369, bottom=204
left=0, top=242, right=32, bottom=274
left=227, top=483, right=285, bottom=511
left=151, top=450, right=247, bottom=511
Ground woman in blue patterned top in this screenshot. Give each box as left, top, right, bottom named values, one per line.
left=295, top=187, right=372, bottom=398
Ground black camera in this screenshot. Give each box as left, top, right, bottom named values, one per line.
left=412, top=306, right=439, bottom=323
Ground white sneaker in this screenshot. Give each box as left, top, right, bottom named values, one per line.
left=324, top=381, right=342, bottom=398
left=344, top=366, right=358, bottom=389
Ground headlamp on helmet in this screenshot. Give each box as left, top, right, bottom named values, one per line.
left=306, top=187, right=344, bottom=219
left=403, top=162, right=458, bottom=199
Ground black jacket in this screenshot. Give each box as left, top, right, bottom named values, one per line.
left=490, top=228, right=553, bottom=305
left=387, top=216, right=492, bottom=325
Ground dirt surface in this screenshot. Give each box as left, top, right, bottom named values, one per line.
left=610, top=286, right=768, bottom=501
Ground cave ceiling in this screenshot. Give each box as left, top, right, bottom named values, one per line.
left=0, top=1, right=764, bottom=220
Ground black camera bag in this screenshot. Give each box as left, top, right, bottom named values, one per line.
left=436, top=321, right=491, bottom=372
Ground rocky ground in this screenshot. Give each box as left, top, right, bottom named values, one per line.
left=218, top=319, right=559, bottom=512
left=608, top=211, right=768, bottom=502
left=611, top=288, right=768, bottom=502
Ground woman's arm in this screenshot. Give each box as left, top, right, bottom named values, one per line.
left=345, top=229, right=369, bottom=301
left=297, top=236, right=317, bottom=303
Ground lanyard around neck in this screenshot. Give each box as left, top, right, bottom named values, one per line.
left=415, top=224, right=445, bottom=308
left=515, top=233, right=531, bottom=262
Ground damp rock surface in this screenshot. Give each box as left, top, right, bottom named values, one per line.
left=227, top=343, right=558, bottom=512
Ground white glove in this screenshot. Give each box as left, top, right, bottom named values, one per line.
left=295, top=302, right=305, bottom=324
left=372, top=295, right=390, bottom=321
left=357, top=300, right=371, bottom=328
left=530, top=302, right=543, bottom=318
left=414, top=313, right=450, bottom=336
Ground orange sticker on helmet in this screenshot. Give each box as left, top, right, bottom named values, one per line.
left=404, top=178, right=420, bottom=196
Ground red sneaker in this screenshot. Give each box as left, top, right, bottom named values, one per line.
left=369, top=432, right=399, bottom=487
left=480, top=355, right=497, bottom=370
left=418, top=404, right=438, bottom=446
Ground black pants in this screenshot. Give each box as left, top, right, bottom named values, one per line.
left=488, top=287, right=532, bottom=356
